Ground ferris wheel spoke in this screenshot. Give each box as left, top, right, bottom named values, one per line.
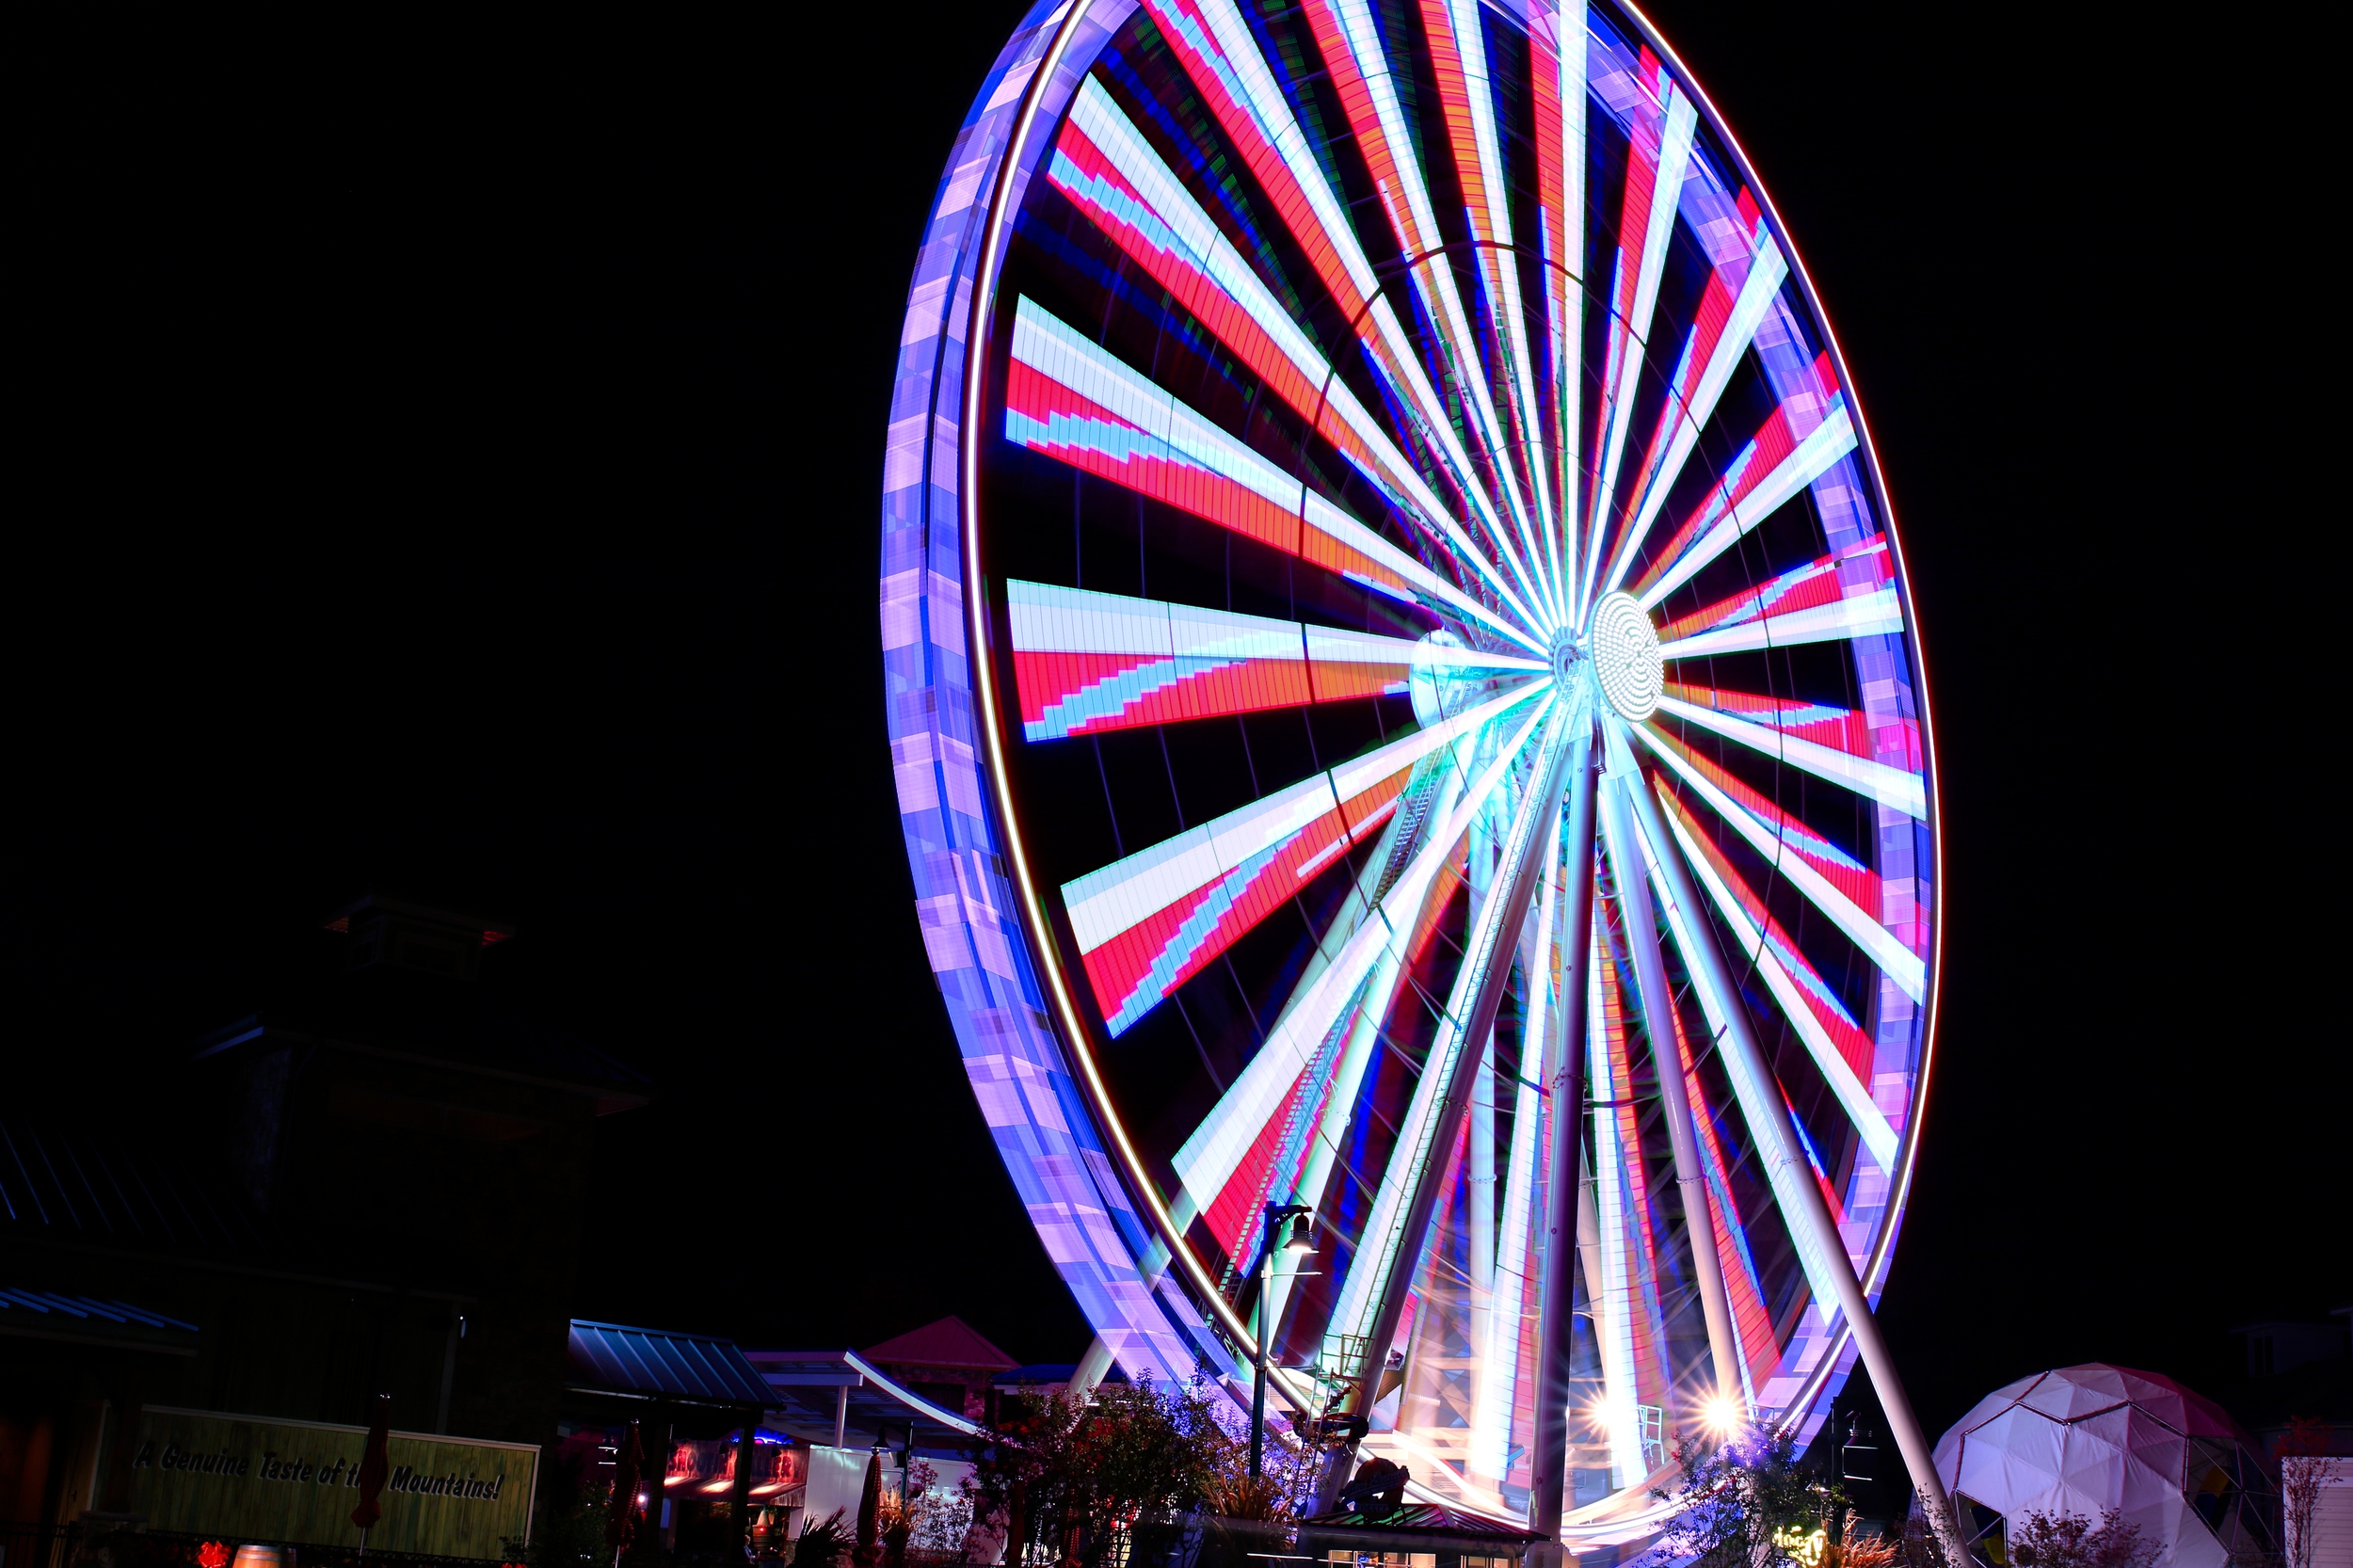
left=1628, top=781, right=1882, bottom=1393
left=1421, top=0, right=1565, bottom=617
left=1469, top=805, right=1566, bottom=1483
left=1597, top=228, right=1789, bottom=602
left=1653, top=680, right=1925, bottom=819
left=1633, top=719, right=1925, bottom=1005
left=1642, top=784, right=1899, bottom=1172
left=1298, top=0, right=1551, bottom=605
left=1324, top=698, right=1577, bottom=1372
left=1169, top=692, right=1557, bottom=1215
left=1007, top=296, right=1547, bottom=652
left=1132, top=0, right=1546, bottom=633
left=1007, top=579, right=1543, bottom=741
left=1063, top=680, right=1544, bottom=1036
left=1631, top=380, right=1858, bottom=611
left=1587, top=911, right=1673, bottom=1482
left=1529, top=0, right=1589, bottom=607
left=1048, top=79, right=1522, bottom=619
left=1598, top=734, right=1744, bottom=1406
left=1621, top=776, right=1862, bottom=1325
left=1652, top=535, right=1900, bottom=660
left=1663, top=980, right=1782, bottom=1408
left=1577, top=82, right=1700, bottom=626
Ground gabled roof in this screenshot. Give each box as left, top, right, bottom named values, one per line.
left=860, top=1315, right=1016, bottom=1371
left=568, top=1320, right=775, bottom=1406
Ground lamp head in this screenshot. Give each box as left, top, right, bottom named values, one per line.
left=1281, top=1211, right=1315, bottom=1256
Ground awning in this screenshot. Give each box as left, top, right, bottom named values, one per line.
left=568, top=1320, right=775, bottom=1406
left=0, top=1288, right=200, bottom=1355
left=743, top=1349, right=985, bottom=1458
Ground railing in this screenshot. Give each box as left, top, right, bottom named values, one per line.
left=80, top=1530, right=512, bottom=1568
left=0, top=1520, right=83, bottom=1568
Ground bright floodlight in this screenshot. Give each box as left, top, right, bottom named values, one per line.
left=1703, top=1396, right=1744, bottom=1435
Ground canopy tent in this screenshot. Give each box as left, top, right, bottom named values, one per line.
left=1931, top=1364, right=2280, bottom=1567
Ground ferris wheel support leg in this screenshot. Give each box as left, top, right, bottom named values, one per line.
left=1619, top=774, right=1965, bottom=1565
left=1315, top=710, right=1579, bottom=1513
left=1527, top=722, right=1601, bottom=1545
left=1597, top=762, right=1743, bottom=1417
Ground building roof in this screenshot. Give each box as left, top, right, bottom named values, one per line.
left=860, top=1315, right=1016, bottom=1371
left=196, top=967, right=649, bottom=1113
left=0, top=1286, right=201, bottom=1355
left=568, top=1320, right=776, bottom=1407
left=0, top=1115, right=278, bottom=1258
left=743, top=1348, right=986, bottom=1459
left=993, top=1362, right=1129, bottom=1388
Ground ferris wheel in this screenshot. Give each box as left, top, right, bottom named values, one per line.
left=882, top=0, right=1948, bottom=1543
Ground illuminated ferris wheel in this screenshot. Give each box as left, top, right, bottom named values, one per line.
left=882, top=0, right=1945, bottom=1543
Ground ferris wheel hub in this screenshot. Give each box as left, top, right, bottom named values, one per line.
left=1586, top=592, right=1663, bottom=722
left=1548, top=626, right=1583, bottom=687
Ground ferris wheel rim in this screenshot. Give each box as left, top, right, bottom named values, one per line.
left=888, top=0, right=1945, bottom=1523
left=1600, top=0, right=1948, bottom=1309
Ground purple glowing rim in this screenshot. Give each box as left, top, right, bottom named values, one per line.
left=876, top=0, right=1941, bottom=1528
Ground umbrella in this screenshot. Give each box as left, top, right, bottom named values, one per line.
left=607, top=1421, right=645, bottom=1568
left=351, top=1395, right=392, bottom=1560
left=853, top=1448, right=883, bottom=1568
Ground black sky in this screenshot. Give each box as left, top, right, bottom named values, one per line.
left=16, top=0, right=2336, bottom=1458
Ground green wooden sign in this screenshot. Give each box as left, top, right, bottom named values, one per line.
left=126, top=1406, right=538, bottom=1560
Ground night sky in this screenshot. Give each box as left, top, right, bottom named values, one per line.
left=20, top=0, right=2334, bottom=1472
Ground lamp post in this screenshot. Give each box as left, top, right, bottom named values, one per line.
left=1249, top=1204, right=1317, bottom=1480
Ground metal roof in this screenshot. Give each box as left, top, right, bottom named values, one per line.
left=742, top=1348, right=985, bottom=1459
left=0, top=1116, right=276, bottom=1257
left=993, top=1362, right=1129, bottom=1387
left=568, top=1320, right=776, bottom=1406
left=0, top=1287, right=201, bottom=1354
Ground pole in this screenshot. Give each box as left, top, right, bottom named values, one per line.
left=1527, top=722, right=1599, bottom=1544
left=1251, top=1204, right=1309, bottom=1480
left=1598, top=766, right=1742, bottom=1412
left=1251, top=1210, right=1272, bottom=1481
left=1621, top=767, right=1966, bottom=1565
left=835, top=1384, right=850, bottom=1450
left=733, top=1406, right=759, bottom=1560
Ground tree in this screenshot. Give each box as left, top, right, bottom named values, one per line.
left=2007, top=1509, right=2156, bottom=1568
left=2279, top=1416, right=2338, bottom=1568
left=903, top=1458, right=976, bottom=1556
left=1649, top=1424, right=1849, bottom=1568
left=795, top=1511, right=854, bottom=1568
left=967, top=1376, right=1241, bottom=1568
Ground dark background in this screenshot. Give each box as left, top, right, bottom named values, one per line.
left=18, top=0, right=2332, bottom=1464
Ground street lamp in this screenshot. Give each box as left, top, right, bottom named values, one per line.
left=1249, top=1204, right=1317, bottom=1480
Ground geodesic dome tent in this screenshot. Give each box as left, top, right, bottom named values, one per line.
left=1930, top=1364, right=2279, bottom=1566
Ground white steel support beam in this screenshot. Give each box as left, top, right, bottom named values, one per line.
left=1598, top=727, right=1741, bottom=1412
left=1619, top=763, right=1964, bottom=1563
left=1320, top=699, right=1581, bottom=1508
left=1526, top=714, right=1601, bottom=1541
